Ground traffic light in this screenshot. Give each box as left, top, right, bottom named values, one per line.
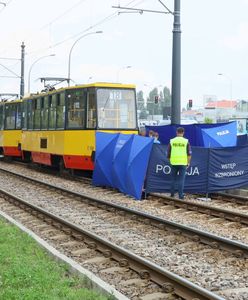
left=188, top=99, right=193, bottom=108
left=154, top=95, right=159, bottom=104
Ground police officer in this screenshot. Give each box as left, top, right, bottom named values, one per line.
left=167, top=127, right=192, bottom=199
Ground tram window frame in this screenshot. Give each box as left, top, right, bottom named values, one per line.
left=22, top=101, right=28, bottom=130
left=4, top=103, right=16, bottom=130
left=86, top=89, right=96, bottom=129
left=66, top=89, right=86, bottom=129
left=56, top=92, right=65, bottom=129
left=16, top=102, right=22, bottom=129
left=48, top=94, right=56, bottom=130
left=41, top=96, right=49, bottom=130
left=27, top=100, right=35, bottom=130
left=33, top=98, right=41, bottom=130
left=0, top=104, right=4, bottom=130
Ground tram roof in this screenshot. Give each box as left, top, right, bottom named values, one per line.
left=0, top=99, right=22, bottom=104
left=22, top=82, right=136, bottom=100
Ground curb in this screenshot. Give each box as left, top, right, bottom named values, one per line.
left=0, top=210, right=129, bottom=300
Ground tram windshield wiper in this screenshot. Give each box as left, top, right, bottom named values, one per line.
left=102, top=95, right=110, bottom=111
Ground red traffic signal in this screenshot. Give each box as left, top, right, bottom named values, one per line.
left=188, top=99, right=193, bottom=108
left=154, top=95, right=159, bottom=104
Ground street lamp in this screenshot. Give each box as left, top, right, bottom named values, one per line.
left=67, top=31, right=103, bottom=86
left=116, top=65, right=132, bottom=82
left=28, top=54, right=55, bottom=93
left=218, top=73, right=232, bottom=100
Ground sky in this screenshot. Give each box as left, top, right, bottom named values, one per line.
left=0, top=0, right=248, bottom=109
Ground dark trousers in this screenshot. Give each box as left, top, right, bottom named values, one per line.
left=170, top=165, right=187, bottom=199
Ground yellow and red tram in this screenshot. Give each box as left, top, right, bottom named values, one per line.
left=0, top=82, right=138, bottom=170
left=0, top=100, right=22, bottom=158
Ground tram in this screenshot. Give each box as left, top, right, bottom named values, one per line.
left=0, top=100, right=22, bottom=158
left=0, top=82, right=138, bottom=170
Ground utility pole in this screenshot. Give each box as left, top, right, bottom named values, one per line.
left=171, top=0, right=181, bottom=124
left=20, top=42, right=25, bottom=98
left=112, top=0, right=181, bottom=124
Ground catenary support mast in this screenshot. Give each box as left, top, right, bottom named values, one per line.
left=171, top=0, right=181, bottom=124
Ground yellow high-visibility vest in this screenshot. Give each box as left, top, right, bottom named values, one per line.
left=170, top=136, right=188, bottom=165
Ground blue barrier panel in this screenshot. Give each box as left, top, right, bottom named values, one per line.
left=146, top=145, right=209, bottom=193
left=92, top=132, right=119, bottom=187
left=208, top=146, right=248, bottom=191
left=237, top=134, right=248, bottom=146
left=93, top=133, right=153, bottom=200
left=112, top=134, right=134, bottom=193
left=201, top=122, right=237, bottom=147
left=126, top=135, right=154, bottom=199
left=146, top=122, right=234, bottom=146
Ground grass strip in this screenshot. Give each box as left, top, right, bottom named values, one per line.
left=0, top=217, right=111, bottom=300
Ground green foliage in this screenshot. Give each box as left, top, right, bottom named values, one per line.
left=0, top=218, right=109, bottom=300
left=204, top=117, right=213, bottom=124
left=136, top=90, right=148, bottom=119
left=146, top=86, right=171, bottom=115
left=136, top=90, right=145, bottom=111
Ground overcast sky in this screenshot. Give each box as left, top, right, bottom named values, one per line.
left=0, top=0, right=248, bottom=108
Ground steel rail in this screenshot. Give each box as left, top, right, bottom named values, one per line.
left=212, top=192, right=248, bottom=204
left=151, top=193, right=248, bottom=225
left=0, top=187, right=224, bottom=300
left=0, top=168, right=248, bottom=257
left=1, top=167, right=248, bottom=256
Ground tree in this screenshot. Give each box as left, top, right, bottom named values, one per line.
left=136, top=90, right=147, bottom=119
left=163, top=86, right=171, bottom=108
left=136, top=90, right=145, bottom=111
left=147, top=88, right=159, bottom=115
left=146, top=86, right=171, bottom=116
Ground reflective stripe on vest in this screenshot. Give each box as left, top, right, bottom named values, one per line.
left=170, top=136, right=188, bottom=165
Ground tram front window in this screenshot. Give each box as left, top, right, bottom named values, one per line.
left=97, top=88, right=136, bottom=129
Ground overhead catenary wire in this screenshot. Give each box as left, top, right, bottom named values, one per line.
left=27, top=0, right=145, bottom=55
left=0, top=0, right=146, bottom=61
left=0, top=0, right=87, bottom=56
left=39, top=0, right=88, bottom=31
left=0, top=0, right=13, bottom=13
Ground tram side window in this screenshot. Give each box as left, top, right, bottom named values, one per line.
left=33, top=98, right=41, bottom=130
left=5, top=104, right=16, bottom=129
left=22, top=101, right=28, bottom=130
left=27, top=100, right=34, bottom=130
left=0, top=105, right=3, bottom=130
left=41, top=97, right=49, bottom=130
left=16, top=102, right=22, bottom=129
left=67, top=90, right=85, bottom=129
left=56, top=93, right=65, bottom=129
left=87, top=92, right=96, bottom=128
left=49, top=95, right=56, bottom=129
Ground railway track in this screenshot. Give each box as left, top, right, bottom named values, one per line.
left=1, top=161, right=248, bottom=244
left=149, top=193, right=248, bottom=226
left=0, top=167, right=248, bottom=298
left=0, top=183, right=223, bottom=299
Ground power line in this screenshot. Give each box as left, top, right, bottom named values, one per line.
left=0, top=0, right=145, bottom=59
left=0, top=0, right=13, bottom=13
left=0, top=0, right=87, bottom=56
left=27, top=0, right=145, bottom=55
left=39, top=0, right=88, bottom=31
